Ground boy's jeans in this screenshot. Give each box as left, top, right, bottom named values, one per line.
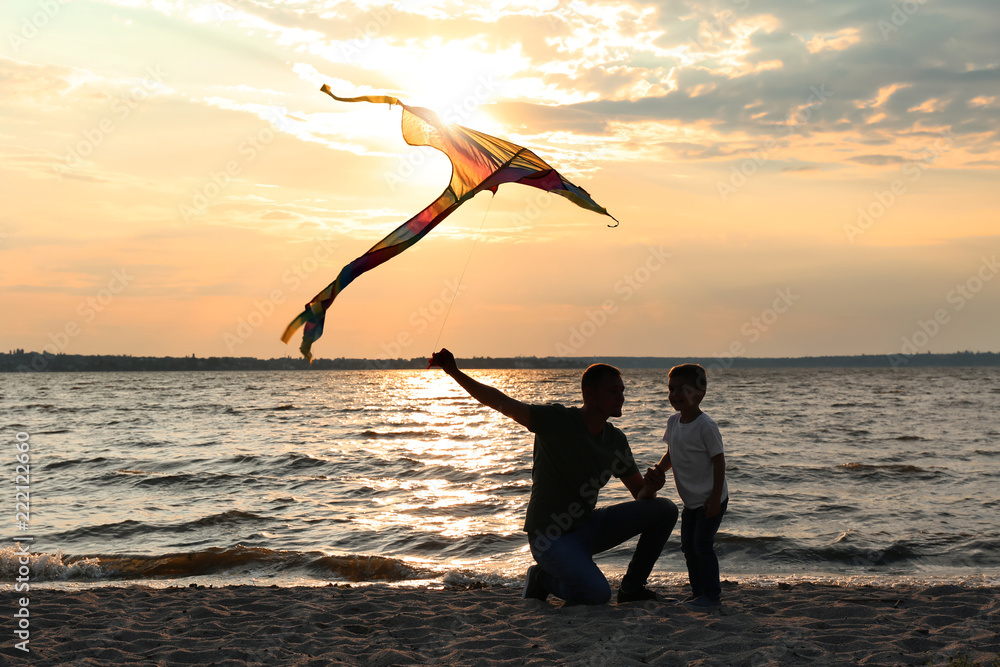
left=680, top=498, right=728, bottom=601
left=528, top=498, right=678, bottom=605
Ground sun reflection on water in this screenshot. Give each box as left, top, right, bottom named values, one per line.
left=337, top=370, right=532, bottom=545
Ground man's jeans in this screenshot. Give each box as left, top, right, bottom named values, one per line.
left=528, top=498, right=678, bottom=605
left=681, top=498, right=728, bottom=601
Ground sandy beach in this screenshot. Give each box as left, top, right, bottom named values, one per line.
left=5, top=581, right=997, bottom=666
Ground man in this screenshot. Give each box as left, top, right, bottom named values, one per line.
left=431, top=348, right=678, bottom=605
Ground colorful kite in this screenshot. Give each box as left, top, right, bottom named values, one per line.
left=282, top=84, right=618, bottom=361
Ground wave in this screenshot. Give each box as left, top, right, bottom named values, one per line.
left=717, top=531, right=1000, bottom=570
left=360, top=429, right=436, bottom=440
left=812, top=503, right=861, bottom=513
left=836, top=462, right=945, bottom=480
left=241, top=404, right=298, bottom=411
left=93, top=469, right=246, bottom=489
left=377, top=531, right=525, bottom=560
left=49, top=510, right=276, bottom=543
left=0, top=544, right=427, bottom=583
left=395, top=463, right=481, bottom=484
left=283, top=453, right=332, bottom=470
left=95, top=452, right=341, bottom=479
left=44, top=456, right=110, bottom=470
left=717, top=534, right=918, bottom=568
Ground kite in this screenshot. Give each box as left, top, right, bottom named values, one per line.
left=281, top=84, right=618, bottom=362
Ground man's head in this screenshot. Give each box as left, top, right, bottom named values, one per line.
left=581, top=363, right=625, bottom=418
left=667, top=364, right=707, bottom=412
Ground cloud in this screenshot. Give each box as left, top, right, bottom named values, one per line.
left=0, top=57, right=74, bottom=98
left=803, top=28, right=862, bottom=54
left=781, top=163, right=820, bottom=173
left=848, top=155, right=908, bottom=166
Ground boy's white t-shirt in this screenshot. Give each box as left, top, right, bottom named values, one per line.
left=663, top=412, right=728, bottom=509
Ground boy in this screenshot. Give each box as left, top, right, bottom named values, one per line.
left=639, top=364, right=728, bottom=610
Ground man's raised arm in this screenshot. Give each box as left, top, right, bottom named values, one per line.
left=431, top=349, right=531, bottom=430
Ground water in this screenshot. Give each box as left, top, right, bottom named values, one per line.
left=2, top=367, right=999, bottom=589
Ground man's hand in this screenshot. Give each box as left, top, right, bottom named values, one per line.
left=636, top=484, right=656, bottom=500
left=430, top=348, right=458, bottom=375
left=430, top=348, right=532, bottom=429
left=642, top=466, right=666, bottom=493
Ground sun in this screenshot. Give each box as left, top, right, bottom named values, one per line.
left=349, top=37, right=508, bottom=134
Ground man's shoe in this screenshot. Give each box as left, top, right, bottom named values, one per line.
left=616, top=586, right=658, bottom=604
left=682, top=595, right=721, bottom=611
left=521, top=565, right=548, bottom=600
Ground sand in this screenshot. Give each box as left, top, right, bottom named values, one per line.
left=5, top=581, right=998, bottom=666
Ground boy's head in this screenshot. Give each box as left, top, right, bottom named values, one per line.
left=667, top=364, right=707, bottom=412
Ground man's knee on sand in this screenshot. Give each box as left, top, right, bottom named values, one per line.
left=569, top=579, right=612, bottom=605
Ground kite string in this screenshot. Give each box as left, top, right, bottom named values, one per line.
left=431, top=194, right=494, bottom=354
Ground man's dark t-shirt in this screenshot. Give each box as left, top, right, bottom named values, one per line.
left=523, top=404, right=640, bottom=537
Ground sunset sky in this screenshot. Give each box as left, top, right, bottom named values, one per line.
left=1, top=0, right=997, bottom=361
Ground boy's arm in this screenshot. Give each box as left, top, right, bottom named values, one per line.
left=703, top=452, right=726, bottom=518
left=431, top=349, right=531, bottom=429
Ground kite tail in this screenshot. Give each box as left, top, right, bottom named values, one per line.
left=281, top=188, right=465, bottom=362
left=320, top=84, right=402, bottom=108
left=281, top=303, right=325, bottom=363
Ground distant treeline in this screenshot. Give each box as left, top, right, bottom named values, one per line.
left=2, top=350, right=999, bottom=373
